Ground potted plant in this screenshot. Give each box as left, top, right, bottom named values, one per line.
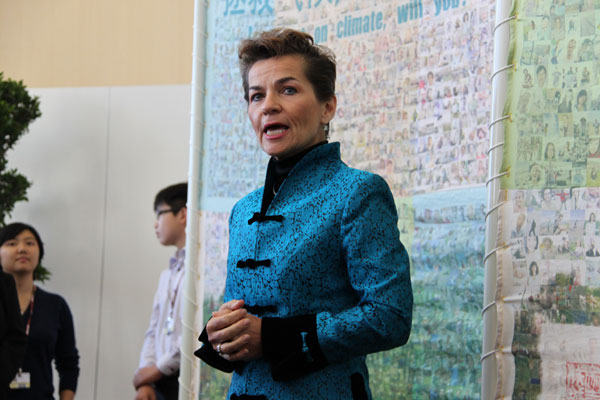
left=0, top=72, right=49, bottom=281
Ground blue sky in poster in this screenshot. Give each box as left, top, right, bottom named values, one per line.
left=398, top=186, right=486, bottom=398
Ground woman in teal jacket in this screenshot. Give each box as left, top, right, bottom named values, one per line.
left=195, top=28, right=412, bottom=400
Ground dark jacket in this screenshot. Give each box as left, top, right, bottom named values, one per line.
left=0, top=272, right=26, bottom=400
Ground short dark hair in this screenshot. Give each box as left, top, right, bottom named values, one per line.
left=238, top=28, right=336, bottom=103
left=0, top=222, right=45, bottom=275
left=536, top=65, right=546, bottom=75
left=154, top=182, right=188, bottom=213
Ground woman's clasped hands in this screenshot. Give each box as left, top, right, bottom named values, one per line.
left=206, top=299, right=262, bottom=362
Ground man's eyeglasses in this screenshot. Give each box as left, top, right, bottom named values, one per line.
left=156, top=209, right=174, bottom=219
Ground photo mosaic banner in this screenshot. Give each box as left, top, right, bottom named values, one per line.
left=495, top=0, right=600, bottom=397
left=198, top=0, right=495, bottom=398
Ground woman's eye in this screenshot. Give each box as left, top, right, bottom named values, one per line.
left=250, top=93, right=263, bottom=102
left=283, top=87, right=297, bottom=95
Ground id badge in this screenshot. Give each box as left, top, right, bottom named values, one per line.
left=165, top=316, right=175, bottom=335
left=9, top=369, right=31, bottom=389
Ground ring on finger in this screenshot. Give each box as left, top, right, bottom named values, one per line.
left=216, top=343, right=223, bottom=355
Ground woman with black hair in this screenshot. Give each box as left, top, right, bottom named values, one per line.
left=0, top=223, right=79, bottom=400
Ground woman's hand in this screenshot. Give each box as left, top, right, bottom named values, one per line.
left=207, top=299, right=263, bottom=362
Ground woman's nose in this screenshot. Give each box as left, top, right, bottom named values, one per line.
left=262, top=92, right=281, bottom=114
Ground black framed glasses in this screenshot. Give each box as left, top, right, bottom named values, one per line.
left=156, top=208, right=174, bottom=219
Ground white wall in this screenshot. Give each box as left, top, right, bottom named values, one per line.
left=7, top=84, right=191, bottom=399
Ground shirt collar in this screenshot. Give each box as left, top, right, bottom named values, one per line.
left=170, top=247, right=186, bottom=271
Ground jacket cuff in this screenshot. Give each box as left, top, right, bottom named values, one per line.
left=194, top=326, right=241, bottom=373
left=262, top=314, right=327, bottom=381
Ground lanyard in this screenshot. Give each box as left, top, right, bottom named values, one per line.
left=24, top=286, right=36, bottom=336
left=11, top=286, right=36, bottom=384
left=167, top=267, right=183, bottom=313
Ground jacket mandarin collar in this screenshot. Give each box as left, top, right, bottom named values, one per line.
left=260, top=142, right=340, bottom=214
left=289, top=142, right=339, bottom=171
left=276, top=142, right=341, bottom=189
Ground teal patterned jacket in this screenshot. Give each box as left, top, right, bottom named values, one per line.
left=200, top=142, right=412, bottom=400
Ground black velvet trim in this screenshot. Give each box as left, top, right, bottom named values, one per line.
left=236, top=259, right=271, bottom=269
left=243, top=304, right=277, bottom=316
left=230, top=394, right=267, bottom=400
left=260, top=157, right=277, bottom=216
left=193, top=326, right=242, bottom=373
left=260, top=141, right=328, bottom=215
left=351, top=373, right=368, bottom=400
left=261, top=314, right=327, bottom=381
left=247, top=212, right=284, bottom=225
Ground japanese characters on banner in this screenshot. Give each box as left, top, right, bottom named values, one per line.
left=198, top=0, right=494, bottom=398
left=497, top=0, right=600, bottom=397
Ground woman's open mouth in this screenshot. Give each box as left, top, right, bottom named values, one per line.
left=264, top=124, right=289, bottom=137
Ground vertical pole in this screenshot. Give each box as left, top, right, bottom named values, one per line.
left=179, top=0, right=208, bottom=398
left=482, top=1, right=513, bottom=398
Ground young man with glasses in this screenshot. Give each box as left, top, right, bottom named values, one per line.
left=133, top=182, right=187, bottom=400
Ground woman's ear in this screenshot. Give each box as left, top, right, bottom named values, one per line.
left=321, top=95, right=337, bottom=125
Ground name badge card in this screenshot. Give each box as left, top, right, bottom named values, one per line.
left=165, top=316, right=175, bottom=335
left=9, top=370, right=31, bottom=389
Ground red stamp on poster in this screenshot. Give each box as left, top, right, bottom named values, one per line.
left=566, top=362, right=600, bottom=399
